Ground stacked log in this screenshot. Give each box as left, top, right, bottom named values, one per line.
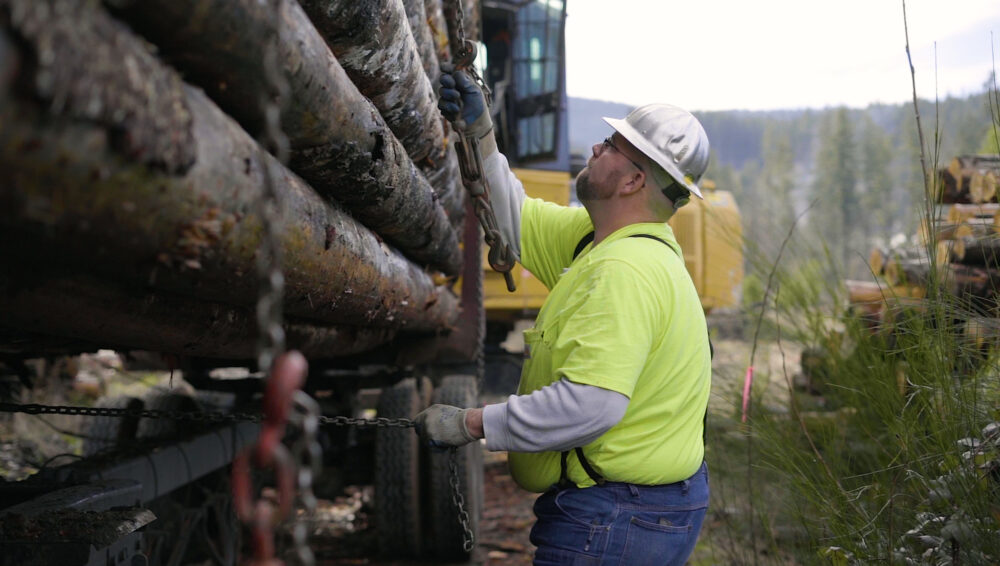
left=935, top=155, right=1000, bottom=204
left=844, top=279, right=924, bottom=333
left=424, top=0, right=455, bottom=70
left=946, top=203, right=1000, bottom=224
left=860, top=154, right=1000, bottom=346
left=0, top=0, right=472, bottom=360
left=106, top=0, right=462, bottom=274
left=296, top=0, right=466, bottom=226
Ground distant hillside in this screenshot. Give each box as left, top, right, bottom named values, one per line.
left=569, top=94, right=992, bottom=172
left=567, top=97, right=634, bottom=154
left=569, top=96, right=809, bottom=169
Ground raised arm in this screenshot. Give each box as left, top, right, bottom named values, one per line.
left=438, top=69, right=525, bottom=261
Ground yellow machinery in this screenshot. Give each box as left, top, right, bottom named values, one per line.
left=484, top=176, right=744, bottom=320
left=668, top=179, right=745, bottom=313
left=482, top=168, right=572, bottom=315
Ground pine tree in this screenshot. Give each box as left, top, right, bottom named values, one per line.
left=858, top=115, right=894, bottom=243
left=759, top=122, right=796, bottom=235
left=811, top=107, right=859, bottom=271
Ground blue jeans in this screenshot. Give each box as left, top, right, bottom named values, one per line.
left=529, top=462, right=709, bottom=566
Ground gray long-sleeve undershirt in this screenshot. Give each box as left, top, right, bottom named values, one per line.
left=482, top=378, right=630, bottom=452
left=480, top=134, right=525, bottom=262
left=477, top=131, right=629, bottom=453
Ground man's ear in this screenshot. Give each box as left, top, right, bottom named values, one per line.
left=620, top=170, right=646, bottom=196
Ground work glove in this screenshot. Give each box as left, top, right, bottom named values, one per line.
left=414, top=403, right=476, bottom=448
left=438, top=68, right=493, bottom=140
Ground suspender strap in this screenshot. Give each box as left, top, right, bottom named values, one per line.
left=626, top=233, right=679, bottom=256
left=574, top=447, right=605, bottom=485
left=572, top=231, right=680, bottom=261
left=558, top=450, right=571, bottom=489
left=558, top=447, right=606, bottom=487
left=572, top=231, right=595, bottom=260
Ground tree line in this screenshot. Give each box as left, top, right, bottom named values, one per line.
left=696, top=81, right=999, bottom=276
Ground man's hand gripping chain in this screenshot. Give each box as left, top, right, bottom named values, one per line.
left=440, top=42, right=518, bottom=292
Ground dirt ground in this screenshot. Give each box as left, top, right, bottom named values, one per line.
left=310, top=451, right=535, bottom=566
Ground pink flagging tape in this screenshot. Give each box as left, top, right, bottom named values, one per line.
left=741, top=366, right=754, bottom=423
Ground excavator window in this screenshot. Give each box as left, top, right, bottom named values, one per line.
left=482, top=0, right=567, bottom=166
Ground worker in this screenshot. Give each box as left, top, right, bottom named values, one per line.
left=416, top=69, right=712, bottom=566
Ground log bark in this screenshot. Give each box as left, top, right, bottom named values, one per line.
left=937, top=239, right=963, bottom=266
left=946, top=203, right=1000, bottom=224
left=845, top=279, right=885, bottom=304
left=957, top=217, right=996, bottom=238
left=424, top=0, right=455, bottom=69
left=940, top=155, right=1000, bottom=204
left=0, top=270, right=397, bottom=360
left=938, top=160, right=973, bottom=204
left=916, top=219, right=994, bottom=244
left=296, top=0, right=445, bottom=167
left=883, top=257, right=932, bottom=287
left=873, top=246, right=927, bottom=279
left=950, top=234, right=1000, bottom=268
left=969, top=170, right=998, bottom=203
left=402, top=0, right=443, bottom=85
left=0, top=8, right=458, bottom=333
left=844, top=280, right=887, bottom=329
left=869, top=247, right=887, bottom=275
left=941, top=264, right=1000, bottom=314
left=106, top=0, right=462, bottom=274
left=296, top=0, right=465, bottom=226
left=962, top=317, right=1000, bottom=350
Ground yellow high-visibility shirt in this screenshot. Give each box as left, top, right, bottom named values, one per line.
left=507, top=197, right=712, bottom=492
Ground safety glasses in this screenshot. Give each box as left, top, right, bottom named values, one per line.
left=602, top=136, right=646, bottom=173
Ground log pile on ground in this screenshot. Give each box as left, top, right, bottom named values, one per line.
left=934, top=155, right=1000, bottom=204
left=0, top=0, right=476, bottom=361
left=850, top=154, right=1000, bottom=350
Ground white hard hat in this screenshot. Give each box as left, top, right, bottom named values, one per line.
left=603, top=103, right=710, bottom=200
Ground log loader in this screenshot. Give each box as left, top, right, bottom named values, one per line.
left=0, top=0, right=742, bottom=563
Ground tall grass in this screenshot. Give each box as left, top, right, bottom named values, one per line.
left=712, top=15, right=1000, bottom=563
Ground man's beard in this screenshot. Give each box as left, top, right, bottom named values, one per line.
left=575, top=169, right=611, bottom=202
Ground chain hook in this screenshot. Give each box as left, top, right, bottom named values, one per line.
left=444, top=0, right=513, bottom=292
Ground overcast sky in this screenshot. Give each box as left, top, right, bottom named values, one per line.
left=564, top=0, right=1000, bottom=112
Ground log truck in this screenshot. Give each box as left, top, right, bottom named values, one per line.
left=0, top=0, right=742, bottom=564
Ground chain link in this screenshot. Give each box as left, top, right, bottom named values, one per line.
left=319, top=414, right=414, bottom=428
left=238, top=1, right=306, bottom=562
left=288, top=391, right=321, bottom=566
left=448, top=448, right=476, bottom=552
left=0, top=402, right=262, bottom=423
left=255, top=0, right=291, bottom=377
left=0, top=402, right=415, bottom=429
left=445, top=0, right=514, bottom=292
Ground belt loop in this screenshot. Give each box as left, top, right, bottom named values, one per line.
left=628, top=484, right=640, bottom=497
left=681, top=479, right=690, bottom=496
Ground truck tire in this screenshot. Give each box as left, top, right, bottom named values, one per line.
left=374, top=377, right=423, bottom=557
left=425, top=374, right=483, bottom=562
left=82, top=395, right=144, bottom=456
